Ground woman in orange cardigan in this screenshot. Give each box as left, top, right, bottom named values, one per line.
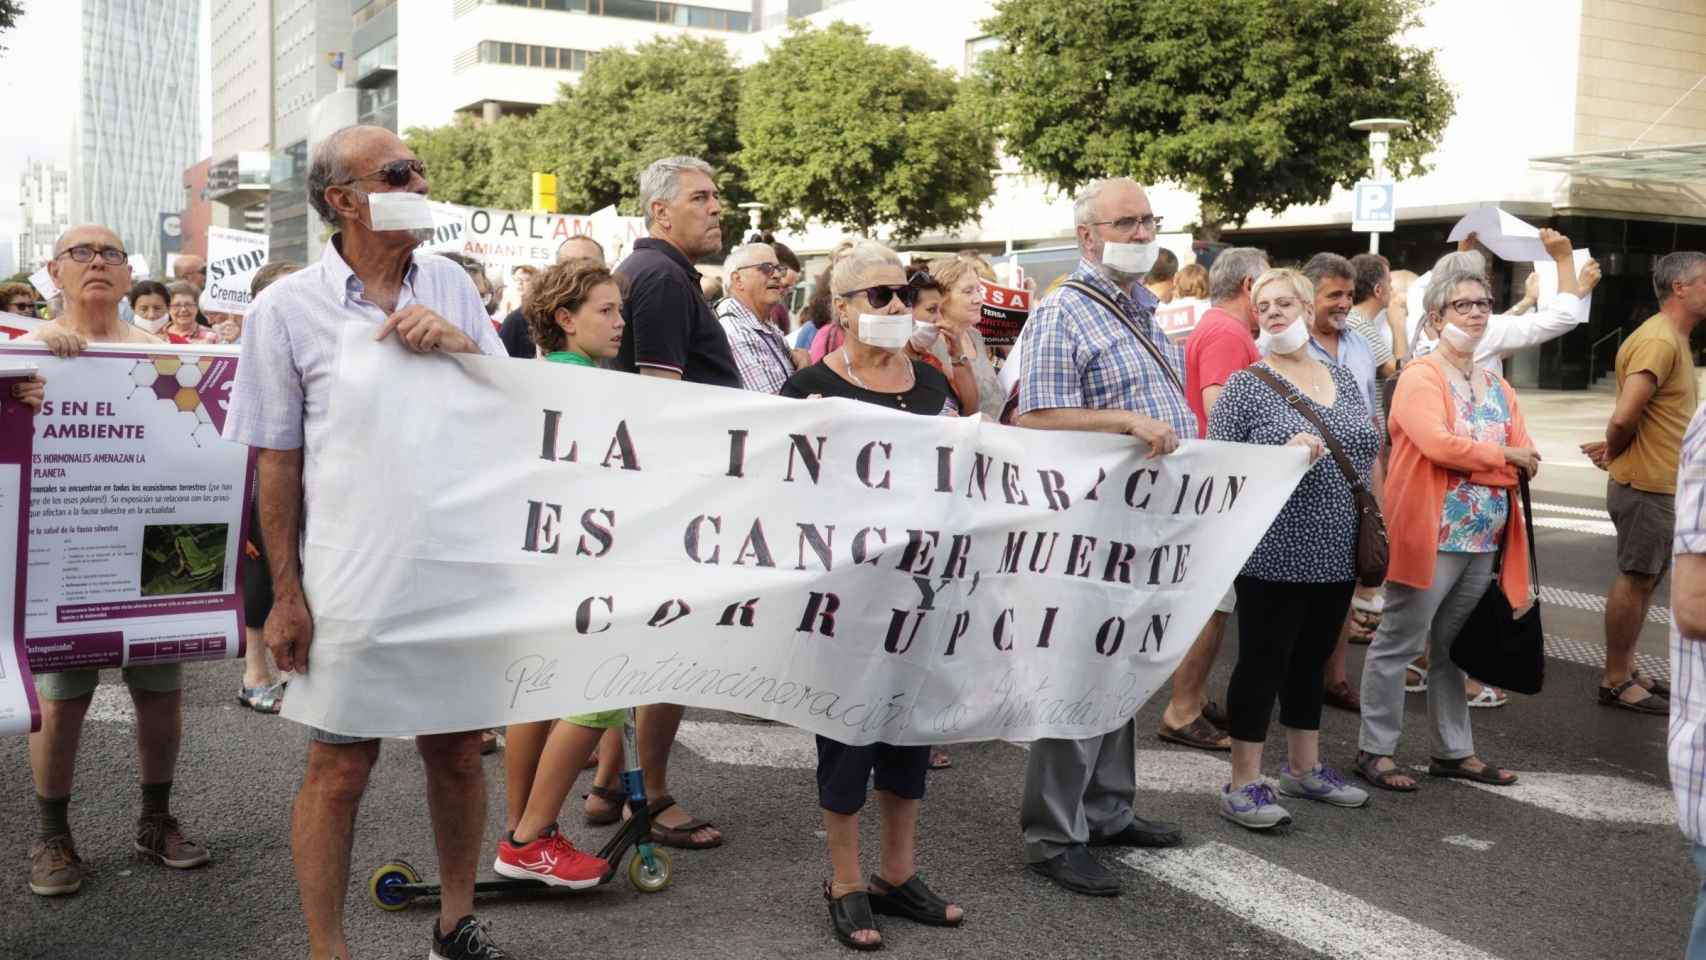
left=1356, top=267, right=1541, bottom=792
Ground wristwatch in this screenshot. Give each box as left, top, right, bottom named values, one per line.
left=950, top=354, right=971, bottom=367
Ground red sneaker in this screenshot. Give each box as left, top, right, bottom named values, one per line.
left=493, top=827, right=608, bottom=889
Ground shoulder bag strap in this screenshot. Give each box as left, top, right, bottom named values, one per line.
left=1247, top=364, right=1367, bottom=494
left=1518, top=468, right=1539, bottom=600
left=1061, top=281, right=1187, bottom=397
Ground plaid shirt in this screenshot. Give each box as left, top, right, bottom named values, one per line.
left=714, top=295, right=794, bottom=395
left=1670, top=401, right=1706, bottom=844
left=1016, top=258, right=1197, bottom=437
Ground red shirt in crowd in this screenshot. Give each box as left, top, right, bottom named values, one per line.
left=1183, top=306, right=1260, bottom=438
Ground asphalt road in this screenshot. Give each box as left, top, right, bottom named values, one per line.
left=4, top=390, right=1693, bottom=960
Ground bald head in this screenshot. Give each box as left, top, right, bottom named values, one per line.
left=55, top=224, right=125, bottom=258
left=308, top=124, right=422, bottom=229
left=49, top=224, right=132, bottom=312
left=173, top=252, right=207, bottom=288
left=557, top=235, right=605, bottom=265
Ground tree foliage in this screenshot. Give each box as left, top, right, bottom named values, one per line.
left=0, top=1, right=22, bottom=55
left=979, top=0, right=1454, bottom=232
left=405, top=114, right=539, bottom=210
left=533, top=36, right=748, bottom=241
left=739, top=22, right=998, bottom=240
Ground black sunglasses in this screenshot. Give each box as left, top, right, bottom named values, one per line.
left=836, top=283, right=918, bottom=310
left=338, top=159, right=426, bottom=188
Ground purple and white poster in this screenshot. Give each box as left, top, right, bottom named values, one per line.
left=0, top=344, right=254, bottom=675
left=0, top=363, right=40, bottom=732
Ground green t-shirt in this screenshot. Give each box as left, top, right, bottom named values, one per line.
left=544, top=351, right=595, bottom=367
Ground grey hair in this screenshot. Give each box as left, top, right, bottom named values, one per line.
left=1250, top=268, right=1314, bottom=309
left=1072, top=177, right=1138, bottom=227
left=723, top=242, right=775, bottom=277
left=1300, top=252, right=1354, bottom=288
left=1423, top=268, right=1490, bottom=317
left=638, top=155, right=717, bottom=228
left=1208, top=247, right=1269, bottom=304
left=830, top=240, right=902, bottom=294
left=1654, top=251, right=1706, bottom=303
left=307, top=126, right=367, bottom=228
left=1431, top=249, right=1488, bottom=279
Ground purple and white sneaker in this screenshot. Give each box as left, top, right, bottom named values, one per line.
left=1278, top=764, right=1370, bottom=808
left=1218, top=781, right=1292, bottom=830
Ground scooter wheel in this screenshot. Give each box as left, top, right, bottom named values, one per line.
left=627, top=848, right=672, bottom=893
left=369, top=860, right=422, bottom=911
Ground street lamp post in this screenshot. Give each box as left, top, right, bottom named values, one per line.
left=1349, top=117, right=1411, bottom=254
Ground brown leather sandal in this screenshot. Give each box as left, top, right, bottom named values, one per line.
left=583, top=784, right=625, bottom=826
left=640, top=795, right=723, bottom=849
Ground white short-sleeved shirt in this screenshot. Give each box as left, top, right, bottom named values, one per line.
left=222, top=237, right=505, bottom=522
left=1669, top=402, right=1706, bottom=844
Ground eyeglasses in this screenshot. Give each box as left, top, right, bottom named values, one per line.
left=836, top=283, right=919, bottom=310
left=337, top=159, right=426, bottom=188
left=1092, top=214, right=1164, bottom=234
left=1448, top=297, right=1494, bottom=315
left=58, top=244, right=129, bottom=265
left=735, top=262, right=784, bottom=278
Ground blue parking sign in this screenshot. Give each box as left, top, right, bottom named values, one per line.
left=1353, top=181, right=1396, bottom=232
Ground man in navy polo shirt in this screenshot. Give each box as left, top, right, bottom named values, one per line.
left=613, top=156, right=740, bottom=850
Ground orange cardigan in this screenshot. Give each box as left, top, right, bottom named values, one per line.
left=1384, top=359, right=1533, bottom=608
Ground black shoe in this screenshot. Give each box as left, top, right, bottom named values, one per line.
left=431, top=915, right=512, bottom=960
left=1028, top=845, right=1121, bottom=897
left=1089, top=816, right=1183, bottom=848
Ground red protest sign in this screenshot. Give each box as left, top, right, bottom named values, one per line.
left=978, top=281, right=1030, bottom=346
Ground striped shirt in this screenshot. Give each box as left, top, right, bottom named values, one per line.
left=1670, top=400, right=1706, bottom=844
left=714, top=295, right=794, bottom=395
left=1015, top=258, right=1197, bottom=437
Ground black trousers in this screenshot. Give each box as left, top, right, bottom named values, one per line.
left=1226, top=576, right=1356, bottom=743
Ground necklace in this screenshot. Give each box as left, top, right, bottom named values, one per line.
left=841, top=346, right=915, bottom=409
left=1266, top=356, right=1325, bottom=396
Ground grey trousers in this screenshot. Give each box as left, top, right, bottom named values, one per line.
left=1020, top=718, right=1137, bottom=862
left=1358, top=550, right=1496, bottom=761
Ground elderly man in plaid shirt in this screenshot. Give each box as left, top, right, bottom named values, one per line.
left=715, top=241, right=795, bottom=394
left=1013, top=176, right=1192, bottom=897
left=1670, top=400, right=1706, bottom=958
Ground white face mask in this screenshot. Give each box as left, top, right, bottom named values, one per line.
left=1257, top=316, right=1311, bottom=356
left=1101, top=240, right=1160, bottom=276
left=857, top=313, right=911, bottom=349
left=909, top=320, right=940, bottom=352
left=366, top=191, right=436, bottom=232
left=1439, top=321, right=1483, bottom=354
left=136, top=314, right=169, bottom=334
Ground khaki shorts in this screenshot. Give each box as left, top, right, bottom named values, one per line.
left=37, top=664, right=183, bottom=701
left=1607, top=479, right=1675, bottom=578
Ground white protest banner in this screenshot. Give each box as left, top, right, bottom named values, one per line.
left=283, top=331, right=1309, bottom=742
left=0, top=365, right=41, bottom=733
left=204, top=226, right=269, bottom=314
left=28, top=268, right=58, bottom=301
left=0, top=344, right=254, bottom=674
left=458, top=206, right=647, bottom=269
left=0, top=316, right=42, bottom=341
left=1447, top=207, right=1548, bottom=262
left=421, top=200, right=470, bottom=255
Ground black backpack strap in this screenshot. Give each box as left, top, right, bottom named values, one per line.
left=1060, top=281, right=1187, bottom=397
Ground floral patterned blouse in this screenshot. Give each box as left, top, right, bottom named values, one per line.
left=1438, top=365, right=1511, bottom=553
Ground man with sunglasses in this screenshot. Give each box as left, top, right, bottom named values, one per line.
left=715, top=242, right=795, bottom=394
left=223, top=125, right=511, bottom=960
left=612, top=155, right=740, bottom=853
left=16, top=226, right=190, bottom=902
left=1012, top=177, right=1190, bottom=897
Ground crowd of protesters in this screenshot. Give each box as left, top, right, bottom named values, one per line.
left=7, top=122, right=1706, bottom=960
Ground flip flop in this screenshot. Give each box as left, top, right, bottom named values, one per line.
left=1466, top=685, right=1507, bottom=709
left=928, top=750, right=952, bottom=770
left=1404, top=663, right=1428, bottom=694
left=237, top=682, right=284, bottom=714
left=1428, top=756, right=1517, bottom=786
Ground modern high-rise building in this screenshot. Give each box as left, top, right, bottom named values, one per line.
left=72, top=0, right=202, bottom=273
left=353, top=0, right=400, bottom=131
left=396, top=0, right=755, bottom=130
left=270, top=0, right=352, bottom=263
left=209, top=0, right=274, bottom=236
left=17, top=159, right=72, bottom=275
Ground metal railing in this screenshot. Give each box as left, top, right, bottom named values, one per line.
left=1587, top=328, right=1624, bottom=386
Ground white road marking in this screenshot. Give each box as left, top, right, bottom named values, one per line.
left=1540, top=584, right=1671, bottom=624
left=1544, top=632, right=1669, bottom=682
left=1119, top=842, right=1503, bottom=960
left=676, top=720, right=817, bottom=768
left=1533, top=516, right=1617, bottom=537
left=1532, top=502, right=1611, bottom=520
left=1441, top=835, right=1495, bottom=851
left=1449, top=770, right=1675, bottom=826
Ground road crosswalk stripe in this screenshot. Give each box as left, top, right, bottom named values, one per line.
left=1448, top=770, right=1674, bottom=826
left=1533, top=515, right=1617, bottom=537
left=1118, top=842, right=1504, bottom=960
left=1532, top=502, right=1612, bottom=520
left=1540, top=584, right=1671, bottom=624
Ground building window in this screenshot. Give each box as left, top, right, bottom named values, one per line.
left=477, top=40, right=594, bottom=72
left=486, top=0, right=748, bottom=31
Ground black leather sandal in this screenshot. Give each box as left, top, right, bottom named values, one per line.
left=824, top=881, right=884, bottom=951
left=866, top=873, right=964, bottom=927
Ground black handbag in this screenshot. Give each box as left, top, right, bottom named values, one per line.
left=1449, top=471, right=1545, bottom=695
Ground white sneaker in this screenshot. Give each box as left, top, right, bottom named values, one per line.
left=1218, top=781, right=1293, bottom=830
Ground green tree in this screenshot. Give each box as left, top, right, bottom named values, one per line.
left=0, top=1, right=22, bottom=55
left=532, top=36, right=749, bottom=243
left=979, top=0, right=1453, bottom=234
left=738, top=22, right=998, bottom=240
left=405, top=113, right=540, bottom=210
